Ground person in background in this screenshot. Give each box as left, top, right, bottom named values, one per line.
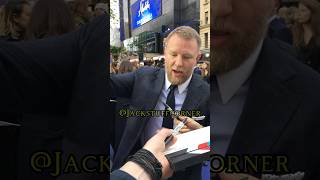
left=278, top=6, right=289, bottom=21
left=94, top=2, right=107, bottom=17
left=111, top=61, right=119, bottom=74
left=201, top=61, right=210, bottom=83
left=72, top=0, right=92, bottom=28
left=193, top=64, right=202, bottom=75
left=0, top=0, right=31, bottom=41
left=26, top=0, right=75, bottom=40
left=292, top=0, right=320, bottom=73
left=156, top=57, right=165, bottom=68
left=287, top=6, right=299, bottom=29
left=130, top=59, right=140, bottom=70
left=118, top=60, right=134, bottom=74
left=268, top=0, right=293, bottom=44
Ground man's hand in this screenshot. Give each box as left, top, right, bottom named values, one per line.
left=218, top=172, right=260, bottom=180
left=143, top=128, right=177, bottom=179
left=174, top=116, right=203, bottom=133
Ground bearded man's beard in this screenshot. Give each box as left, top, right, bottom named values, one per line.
left=211, top=16, right=269, bottom=75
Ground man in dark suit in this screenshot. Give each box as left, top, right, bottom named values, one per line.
left=111, top=26, right=210, bottom=179
left=0, top=15, right=109, bottom=180
left=212, top=0, right=320, bottom=179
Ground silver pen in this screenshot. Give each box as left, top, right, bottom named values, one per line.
left=163, top=102, right=188, bottom=144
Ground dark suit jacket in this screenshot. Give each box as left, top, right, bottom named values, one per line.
left=111, top=67, right=210, bottom=179
left=0, top=15, right=109, bottom=180
left=224, top=38, right=320, bottom=179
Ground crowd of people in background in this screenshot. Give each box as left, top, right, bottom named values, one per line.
left=271, top=0, right=320, bottom=73
left=110, top=52, right=211, bottom=83
left=0, top=0, right=107, bottom=41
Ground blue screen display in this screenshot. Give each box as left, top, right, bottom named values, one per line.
left=131, top=0, right=162, bottom=29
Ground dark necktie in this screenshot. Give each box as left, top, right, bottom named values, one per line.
left=162, top=85, right=177, bottom=129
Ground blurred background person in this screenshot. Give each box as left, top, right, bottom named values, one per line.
left=292, top=0, right=320, bottom=72
left=72, top=0, right=92, bottom=28
left=287, top=6, right=299, bottom=29
left=278, top=6, right=289, bottom=21
left=201, top=61, right=210, bottom=83
left=155, top=57, right=165, bottom=68
left=26, top=0, right=75, bottom=40
left=268, top=0, right=293, bottom=44
left=118, top=60, right=134, bottom=74
left=278, top=6, right=298, bottom=29
left=0, top=0, right=31, bottom=41
left=193, top=64, right=202, bottom=75
left=94, top=2, right=107, bottom=17
left=130, top=58, right=140, bottom=71
left=111, top=61, right=119, bottom=74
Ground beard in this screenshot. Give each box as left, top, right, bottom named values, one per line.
left=166, top=64, right=192, bottom=85
left=211, top=15, right=269, bottom=75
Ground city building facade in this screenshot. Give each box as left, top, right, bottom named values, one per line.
left=199, top=0, right=210, bottom=60
left=119, top=0, right=200, bottom=56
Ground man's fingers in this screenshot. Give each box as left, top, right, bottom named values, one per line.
left=157, top=128, right=173, bottom=140
left=165, top=136, right=177, bottom=146
left=185, top=118, right=203, bottom=129
left=179, top=129, right=191, bottom=133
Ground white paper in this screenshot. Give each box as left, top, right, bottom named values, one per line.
left=189, top=149, right=210, bottom=154
left=164, top=126, right=210, bottom=155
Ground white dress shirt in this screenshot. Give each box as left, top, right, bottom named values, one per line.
left=141, top=71, right=193, bottom=144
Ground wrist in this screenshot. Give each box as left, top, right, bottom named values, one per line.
left=126, top=149, right=163, bottom=180
left=120, top=161, right=152, bottom=180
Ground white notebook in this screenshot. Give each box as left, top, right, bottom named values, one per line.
left=164, top=126, right=210, bottom=155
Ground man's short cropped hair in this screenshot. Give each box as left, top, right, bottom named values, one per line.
left=164, top=26, right=201, bottom=49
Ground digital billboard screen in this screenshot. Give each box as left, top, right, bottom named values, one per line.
left=131, top=0, right=162, bottom=29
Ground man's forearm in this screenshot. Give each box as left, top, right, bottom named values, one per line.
left=120, top=161, right=152, bottom=180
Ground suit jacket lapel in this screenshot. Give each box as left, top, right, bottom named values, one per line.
left=181, top=75, right=203, bottom=111
left=113, top=69, right=165, bottom=167
left=227, top=39, right=302, bottom=154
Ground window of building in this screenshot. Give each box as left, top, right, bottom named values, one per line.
left=205, top=11, right=209, bottom=24
left=205, top=33, right=208, bottom=48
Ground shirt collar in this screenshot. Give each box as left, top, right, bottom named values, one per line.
left=216, top=39, right=264, bottom=104
left=165, top=71, right=193, bottom=94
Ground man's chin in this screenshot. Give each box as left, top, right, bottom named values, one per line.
left=168, top=76, right=186, bottom=85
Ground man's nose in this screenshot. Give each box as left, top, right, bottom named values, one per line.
left=174, top=56, right=183, bottom=67
left=212, top=0, right=232, bottom=18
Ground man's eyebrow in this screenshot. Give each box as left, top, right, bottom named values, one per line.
left=168, top=50, right=194, bottom=57
left=168, top=50, right=177, bottom=54
left=183, top=53, right=194, bottom=58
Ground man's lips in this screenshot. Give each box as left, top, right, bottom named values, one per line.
left=172, top=69, right=183, bottom=75
left=212, top=30, right=231, bottom=47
